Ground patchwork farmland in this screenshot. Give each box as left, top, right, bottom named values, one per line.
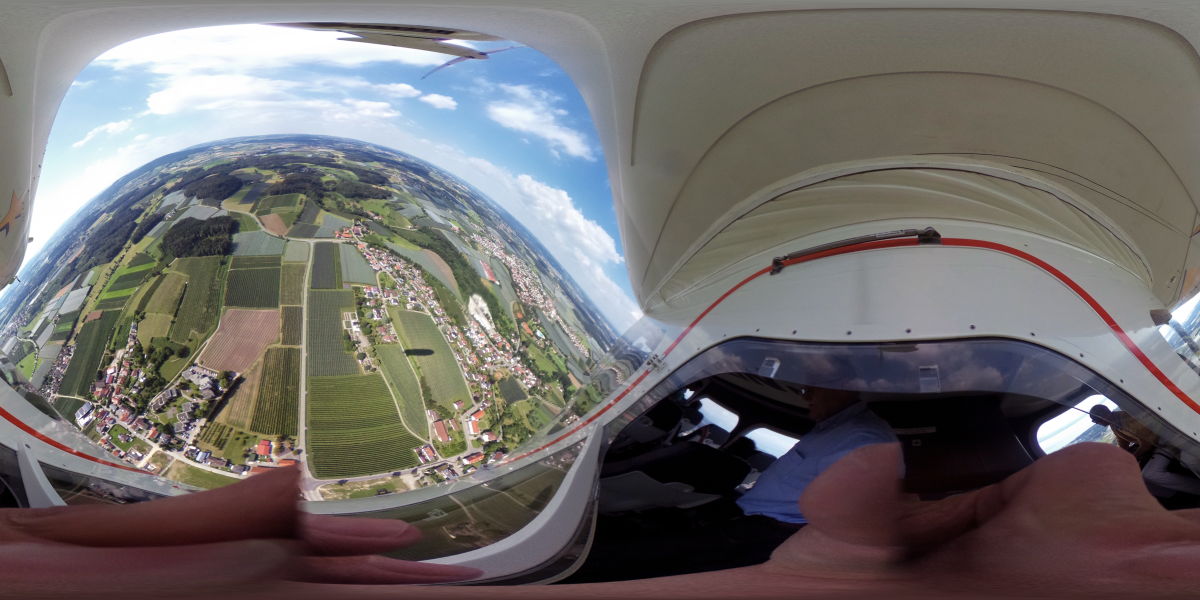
left=198, top=308, right=279, bottom=372
left=306, top=374, right=421, bottom=478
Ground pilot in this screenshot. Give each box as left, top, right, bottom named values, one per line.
left=735, top=386, right=897, bottom=523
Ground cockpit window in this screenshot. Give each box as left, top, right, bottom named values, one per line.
left=696, top=397, right=739, bottom=432
left=0, top=20, right=636, bottom=524
left=744, top=427, right=800, bottom=458
left=1035, top=395, right=1117, bottom=454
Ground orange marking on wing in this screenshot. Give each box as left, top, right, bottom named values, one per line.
left=0, top=190, right=24, bottom=235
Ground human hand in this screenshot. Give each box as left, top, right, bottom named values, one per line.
left=0, top=466, right=480, bottom=599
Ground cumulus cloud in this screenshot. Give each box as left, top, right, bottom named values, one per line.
left=460, top=156, right=637, bottom=328
left=419, top=93, right=458, bottom=110
left=72, top=119, right=133, bottom=148
left=376, top=82, right=421, bottom=98
left=486, top=84, right=595, bottom=160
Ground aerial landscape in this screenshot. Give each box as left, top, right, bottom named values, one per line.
left=0, top=134, right=619, bottom=500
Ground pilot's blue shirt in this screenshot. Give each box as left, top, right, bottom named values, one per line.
left=736, top=402, right=897, bottom=524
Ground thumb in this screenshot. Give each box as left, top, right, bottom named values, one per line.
left=764, top=443, right=906, bottom=578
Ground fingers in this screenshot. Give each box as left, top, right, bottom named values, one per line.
left=301, top=513, right=422, bottom=556
left=0, top=466, right=300, bottom=546
left=0, top=539, right=290, bottom=599
left=799, top=442, right=905, bottom=547
left=291, top=554, right=484, bottom=584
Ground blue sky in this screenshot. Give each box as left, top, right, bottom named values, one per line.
left=34, top=24, right=640, bottom=329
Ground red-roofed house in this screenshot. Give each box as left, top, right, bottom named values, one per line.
left=432, top=420, right=450, bottom=444
left=466, top=420, right=480, bottom=436
left=469, top=410, right=485, bottom=422
left=255, top=440, right=272, bottom=458
left=462, top=452, right=485, bottom=465
left=480, top=431, right=499, bottom=443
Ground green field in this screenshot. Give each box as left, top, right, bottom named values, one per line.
left=280, top=263, right=307, bottom=305
left=224, top=268, right=281, bottom=308
left=230, top=212, right=260, bottom=232
left=94, top=297, right=129, bottom=311
left=54, top=310, right=81, bottom=333
left=375, top=344, right=429, bottom=441
left=310, top=242, right=342, bottom=289
left=230, top=255, right=281, bottom=269
left=97, top=286, right=137, bottom=301
left=339, top=244, right=377, bottom=285
left=144, top=272, right=187, bottom=314
left=251, top=347, right=300, bottom=435
left=136, top=313, right=174, bottom=347
left=388, top=308, right=471, bottom=412
left=255, top=193, right=301, bottom=212
left=281, top=306, right=302, bottom=345
left=169, top=256, right=228, bottom=344
left=164, top=461, right=239, bottom=489
left=283, top=241, right=309, bottom=262
left=16, top=351, right=37, bottom=378
left=306, top=374, right=421, bottom=478
left=60, top=311, right=121, bottom=397
left=306, top=290, right=359, bottom=376
left=232, top=231, right=286, bottom=256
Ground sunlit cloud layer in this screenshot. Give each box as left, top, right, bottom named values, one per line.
left=486, top=84, right=595, bottom=160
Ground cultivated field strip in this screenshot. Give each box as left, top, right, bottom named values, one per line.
left=59, top=311, right=120, bottom=397
left=231, top=255, right=282, bottom=269
left=224, top=268, right=281, bottom=308
left=281, top=306, right=303, bottom=345
left=375, top=344, right=429, bottom=441
left=339, top=244, right=377, bottom=285
left=169, top=256, right=228, bottom=344
left=198, top=308, right=280, bottom=372
left=218, top=357, right=262, bottom=430
left=388, top=308, right=472, bottom=412
left=283, top=241, right=309, bottom=262
left=145, top=272, right=187, bottom=314
left=306, top=374, right=420, bottom=478
left=280, top=263, right=307, bottom=305
left=310, top=242, right=342, bottom=289
left=251, top=347, right=300, bottom=435
left=306, top=290, right=359, bottom=376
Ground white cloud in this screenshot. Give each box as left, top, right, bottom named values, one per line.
left=71, top=119, right=133, bottom=148
left=376, top=83, right=421, bottom=98
left=95, top=24, right=448, bottom=75
left=144, top=74, right=300, bottom=115
left=486, top=84, right=594, bottom=160
left=419, top=93, right=458, bottom=110
left=341, top=99, right=400, bottom=119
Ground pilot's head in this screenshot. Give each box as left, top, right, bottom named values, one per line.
left=1089, top=404, right=1114, bottom=425
left=805, top=387, right=860, bottom=422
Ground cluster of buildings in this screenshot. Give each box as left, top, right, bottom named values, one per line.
left=357, top=241, right=541, bottom=397
left=470, top=233, right=589, bottom=357
left=37, top=344, right=73, bottom=398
